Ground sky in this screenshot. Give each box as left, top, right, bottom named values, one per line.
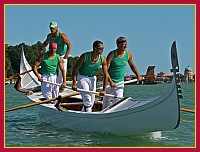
left=5, top=5, right=195, bottom=75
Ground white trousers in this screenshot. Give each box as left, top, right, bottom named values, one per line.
left=102, top=82, right=124, bottom=109
left=77, top=74, right=96, bottom=112
left=57, top=56, right=68, bottom=84
left=41, top=74, right=59, bottom=99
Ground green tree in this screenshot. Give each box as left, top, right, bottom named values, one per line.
left=5, top=42, right=103, bottom=80
left=5, top=42, right=43, bottom=76
left=5, top=44, right=13, bottom=77
left=67, top=56, right=79, bottom=76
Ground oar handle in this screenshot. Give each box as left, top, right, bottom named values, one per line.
left=19, top=66, right=41, bottom=76
left=43, top=80, right=123, bottom=99
left=73, top=87, right=123, bottom=99
left=43, top=79, right=140, bottom=89
left=19, top=69, right=33, bottom=76
left=99, top=78, right=139, bottom=89
left=5, top=67, right=41, bottom=81
left=43, top=80, right=61, bottom=86
left=97, top=78, right=143, bottom=90
left=5, top=70, right=32, bottom=81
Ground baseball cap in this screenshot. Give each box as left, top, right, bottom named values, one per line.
left=50, top=42, right=57, bottom=49
left=49, top=22, right=58, bottom=28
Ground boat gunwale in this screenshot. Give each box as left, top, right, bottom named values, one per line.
left=32, top=77, right=179, bottom=120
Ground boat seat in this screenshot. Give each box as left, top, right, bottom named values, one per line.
left=60, top=101, right=102, bottom=106
left=59, top=101, right=103, bottom=112
left=101, top=97, right=130, bottom=112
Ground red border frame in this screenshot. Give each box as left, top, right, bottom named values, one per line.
left=2, top=0, right=198, bottom=152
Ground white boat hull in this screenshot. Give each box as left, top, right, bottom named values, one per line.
left=25, top=76, right=180, bottom=136
left=21, top=41, right=181, bottom=136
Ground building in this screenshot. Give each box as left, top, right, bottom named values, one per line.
left=184, top=66, right=194, bottom=83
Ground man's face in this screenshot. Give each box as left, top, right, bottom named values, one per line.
left=51, top=46, right=57, bottom=53
left=95, top=43, right=104, bottom=54
left=49, top=43, right=57, bottom=53
left=117, top=39, right=127, bottom=51
left=50, top=27, right=58, bottom=34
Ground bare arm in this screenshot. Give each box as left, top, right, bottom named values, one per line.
left=128, top=51, right=143, bottom=81
left=106, top=51, right=116, bottom=87
left=61, top=33, right=72, bottom=59
left=99, top=56, right=108, bottom=96
left=72, top=53, right=85, bottom=90
left=33, top=54, right=43, bottom=82
left=39, top=34, right=50, bottom=53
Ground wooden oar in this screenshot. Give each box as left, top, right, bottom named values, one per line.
left=98, top=78, right=139, bottom=89
left=5, top=91, right=81, bottom=112
left=181, top=119, right=193, bottom=122
left=5, top=84, right=104, bottom=113
left=43, top=80, right=124, bottom=99
left=73, top=87, right=124, bottom=99
left=43, top=78, right=140, bottom=98
left=181, top=108, right=195, bottom=113
left=5, top=67, right=40, bottom=81
left=5, top=79, right=138, bottom=112
left=43, top=78, right=139, bottom=90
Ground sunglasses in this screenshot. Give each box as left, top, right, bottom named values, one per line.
left=117, top=40, right=127, bottom=44
left=96, top=47, right=104, bottom=50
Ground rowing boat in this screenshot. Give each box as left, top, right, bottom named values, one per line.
left=16, top=41, right=182, bottom=136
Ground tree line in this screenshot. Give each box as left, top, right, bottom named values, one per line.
left=5, top=42, right=103, bottom=78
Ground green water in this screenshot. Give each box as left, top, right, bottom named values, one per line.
left=5, top=83, right=195, bottom=147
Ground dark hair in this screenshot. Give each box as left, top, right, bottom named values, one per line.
left=93, top=40, right=103, bottom=48
left=116, top=36, right=127, bottom=44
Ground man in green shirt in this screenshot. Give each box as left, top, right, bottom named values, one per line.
left=72, top=40, right=108, bottom=112
left=33, top=42, right=66, bottom=99
left=103, top=37, right=143, bottom=109
left=39, top=22, right=72, bottom=84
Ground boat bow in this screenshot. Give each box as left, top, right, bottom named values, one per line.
left=20, top=47, right=40, bottom=89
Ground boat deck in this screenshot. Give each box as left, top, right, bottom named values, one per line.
left=27, top=87, right=157, bottom=113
